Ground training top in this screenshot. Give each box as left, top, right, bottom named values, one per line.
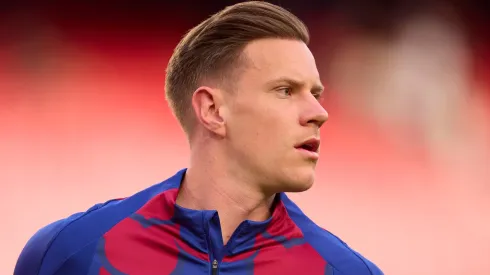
left=15, top=169, right=383, bottom=275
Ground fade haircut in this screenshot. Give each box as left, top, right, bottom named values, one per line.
left=165, top=1, right=310, bottom=136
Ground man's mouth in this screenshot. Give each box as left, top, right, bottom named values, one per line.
left=295, top=138, right=320, bottom=153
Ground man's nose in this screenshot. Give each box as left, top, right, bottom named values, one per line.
left=299, top=96, right=329, bottom=128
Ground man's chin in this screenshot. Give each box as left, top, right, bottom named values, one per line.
left=282, top=172, right=315, bottom=193
left=262, top=168, right=316, bottom=194
left=285, top=180, right=314, bottom=193
left=262, top=176, right=314, bottom=195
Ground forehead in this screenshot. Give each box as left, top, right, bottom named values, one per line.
left=239, top=38, right=320, bottom=84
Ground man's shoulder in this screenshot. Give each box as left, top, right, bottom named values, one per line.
left=280, top=193, right=384, bottom=275
left=14, top=198, right=122, bottom=275
left=14, top=174, right=180, bottom=275
left=302, top=226, right=383, bottom=275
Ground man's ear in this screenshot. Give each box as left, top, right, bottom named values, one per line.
left=191, top=86, right=226, bottom=137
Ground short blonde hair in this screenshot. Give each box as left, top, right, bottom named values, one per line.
left=165, top=1, right=309, bottom=135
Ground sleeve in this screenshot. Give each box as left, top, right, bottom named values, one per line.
left=14, top=214, right=83, bottom=275
left=365, top=259, right=384, bottom=275
left=352, top=251, right=384, bottom=275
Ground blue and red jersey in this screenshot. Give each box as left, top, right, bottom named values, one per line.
left=15, top=169, right=383, bottom=275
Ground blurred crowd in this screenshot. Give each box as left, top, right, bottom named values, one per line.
left=1, top=1, right=489, bottom=274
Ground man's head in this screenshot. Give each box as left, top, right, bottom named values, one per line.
left=165, top=1, right=328, bottom=194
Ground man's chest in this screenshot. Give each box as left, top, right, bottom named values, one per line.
left=73, top=219, right=331, bottom=275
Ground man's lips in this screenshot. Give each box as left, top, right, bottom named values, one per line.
left=295, top=138, right=320, bottom=160
left=295, top=138, right=320, bottom=153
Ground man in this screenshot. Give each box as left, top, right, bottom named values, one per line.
left=15, top=2, right=383, bottom=274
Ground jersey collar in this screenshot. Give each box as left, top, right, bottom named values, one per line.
left=158, top=169, right=303, bottom=256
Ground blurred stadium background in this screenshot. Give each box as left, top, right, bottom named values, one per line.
left=1, top=1, right=489, bottom=274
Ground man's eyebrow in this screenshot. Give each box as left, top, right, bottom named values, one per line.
left=267, top=77, right=324, bottom=93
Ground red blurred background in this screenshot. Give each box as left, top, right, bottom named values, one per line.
left=1, top=1, right=489, bottom=274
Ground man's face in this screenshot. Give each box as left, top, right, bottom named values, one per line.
left=222, top=38, right=328, bottom=194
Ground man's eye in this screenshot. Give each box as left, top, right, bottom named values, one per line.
left=278, top=87, right=292, bottom=97
left=313, top=93, right=323, bottom=100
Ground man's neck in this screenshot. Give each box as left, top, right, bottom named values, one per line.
left=175, top=157, right=275, bottom=244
